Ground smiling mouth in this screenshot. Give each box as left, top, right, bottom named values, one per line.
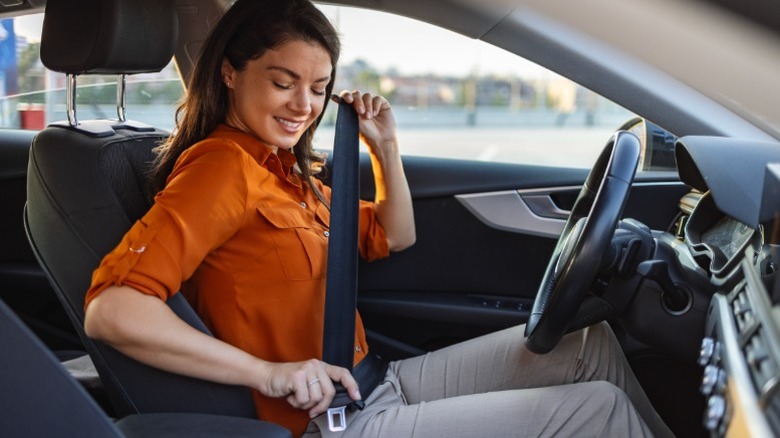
left=275, top=117, right=304, bottom=132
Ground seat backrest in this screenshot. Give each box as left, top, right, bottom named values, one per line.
left=0, top=297, right=124, bottom=437
left=24, top=0, right=256, bottom=419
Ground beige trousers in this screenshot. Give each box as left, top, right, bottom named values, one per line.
left=305, top=322, right=674, bottom=437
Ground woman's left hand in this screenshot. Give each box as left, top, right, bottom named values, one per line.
left=334, top=91, right=397, bottom=154
left=333, top=90, right=416, bottom=252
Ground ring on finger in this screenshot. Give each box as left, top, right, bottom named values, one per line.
left=308, top=378, right=320, bottom=387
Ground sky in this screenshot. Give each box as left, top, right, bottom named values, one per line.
left=13, top=5, right=550, bottom=79
left=14, top=14, right=41, bottom=42
left=318, top=5, right=549, bottom=78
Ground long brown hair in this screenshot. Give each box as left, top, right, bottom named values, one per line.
left=148, top=0, right=340, bottom=201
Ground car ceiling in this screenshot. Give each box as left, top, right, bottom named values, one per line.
left=705, top=0, right=780, bottom=37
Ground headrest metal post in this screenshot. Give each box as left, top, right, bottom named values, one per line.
left=116, top=74, right=126, bottom=122
left=66, top=73, right=78, bottom=127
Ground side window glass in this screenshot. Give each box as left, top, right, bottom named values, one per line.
left=315, top=6, right=663, bottom=170
left=0, top=15, right=182, bottom=132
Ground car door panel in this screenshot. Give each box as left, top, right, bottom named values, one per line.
left=0, top=129, right=81, bottom=352
left=356, top=154, right=689, bottom=359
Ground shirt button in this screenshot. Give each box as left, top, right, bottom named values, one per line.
left=300, top=202, right=307, bottom=209
left=355, top=346, right=362, bottom=352
left=323, top=231, right=330, bottom=237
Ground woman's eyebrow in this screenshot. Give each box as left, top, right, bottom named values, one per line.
left=267, top=66, right=330, bottom=83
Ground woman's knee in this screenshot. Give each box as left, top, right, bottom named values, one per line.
left=585, top=321, right=615, bottom=346
left=578, top=381, right=653, bottom=436
left=585, top=380, right=624, bottom=402
left=576, top=322, right=624, bottom=377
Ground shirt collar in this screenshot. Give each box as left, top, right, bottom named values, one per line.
left=210, top=124, right=300, bottom=183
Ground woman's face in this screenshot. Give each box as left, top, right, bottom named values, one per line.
left=222, top=39, right=332, bottom=151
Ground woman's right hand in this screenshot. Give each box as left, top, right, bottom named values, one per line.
left=258, top=359, right=361, bottom=418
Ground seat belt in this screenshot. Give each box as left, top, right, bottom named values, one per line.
left=322, top=98, right=362, bottom=432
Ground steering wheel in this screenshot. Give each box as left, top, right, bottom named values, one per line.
left=524, top=131, right=640, bottom=354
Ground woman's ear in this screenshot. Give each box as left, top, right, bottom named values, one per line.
left=221, top=58, right=235, bottom=88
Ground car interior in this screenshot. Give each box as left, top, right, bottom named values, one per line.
left=1, top=0, right=780, bottom=437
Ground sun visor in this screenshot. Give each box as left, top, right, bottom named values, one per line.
left=675, top=136, right=780, bottom=228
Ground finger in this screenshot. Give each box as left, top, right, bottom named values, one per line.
left=325, top=364, right=361, bottom=401
left=361, top=93, right=375, bottom=119
left=298, top=378, right=322, bottom=410
left=296, top=360, right=329, bottom=410
left=345, top=91, right=360, bottom=111
left=308, top=371, right=336, bottom=418
left=301, top=375, right=324, bottom=411
left=351, top=91, right=366, bottom=115
left=371, top=96, right=382, bottom=117
left=337, top=90, right=354, bottom=104
left=288, top=373, right=310, bottom=408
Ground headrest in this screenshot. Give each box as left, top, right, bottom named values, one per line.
left=40, top=0, right=178, bottom=75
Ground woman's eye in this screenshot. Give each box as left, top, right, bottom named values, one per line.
left=273, top=82, right=293, bottom=90
left=311, top=88, right=326, bottom=96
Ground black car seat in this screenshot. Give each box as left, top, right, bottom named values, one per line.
left=24, top=0, right=281, bottom=429
left=0, top=297, right=290, bottom=438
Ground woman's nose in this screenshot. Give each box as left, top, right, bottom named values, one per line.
left=289, top=88, right=312, bottom=114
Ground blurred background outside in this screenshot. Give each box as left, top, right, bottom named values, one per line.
left=0, top=6, right=635, bottom=168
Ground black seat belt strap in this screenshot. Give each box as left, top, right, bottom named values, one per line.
left=323, top=98, right=361, bottom=431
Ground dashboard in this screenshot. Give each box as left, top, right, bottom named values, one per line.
left=672, top=135, right=780, bottom=436
left=700, top=248, right=780, bottom=436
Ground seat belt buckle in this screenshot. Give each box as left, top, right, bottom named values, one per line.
left=326, top=384, right=366, bottom=432
left=327, top=405, right=347, bottom=432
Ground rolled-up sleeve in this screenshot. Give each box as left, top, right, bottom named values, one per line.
left=85, top=140, right=250, bottom=307
left=357, top=200, right=389, bottom=261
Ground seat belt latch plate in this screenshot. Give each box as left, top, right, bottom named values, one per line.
left=327, top=405, right=347, bottom=432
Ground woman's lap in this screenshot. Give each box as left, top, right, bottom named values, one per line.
left=306, top=322, right=671, bottom=437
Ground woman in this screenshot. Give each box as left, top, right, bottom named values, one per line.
left=84, top=0, right=672, bottom=437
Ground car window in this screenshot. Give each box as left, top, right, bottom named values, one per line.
left=0, top=15, right=181, bottom=132
left=1, top=10, right=664, bottom=172
left=314, top=5, right=656, bottom=170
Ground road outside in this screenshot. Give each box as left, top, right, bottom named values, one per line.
left=314, top=126, right=613, bottom=168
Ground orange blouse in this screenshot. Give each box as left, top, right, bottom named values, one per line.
left=85, top=124, right=389, bottom=436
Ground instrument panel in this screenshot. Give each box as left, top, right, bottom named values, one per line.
left=685, top=192, right=762, bottom=277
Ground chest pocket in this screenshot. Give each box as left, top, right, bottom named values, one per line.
left=256, top=204, right=328, bottom=280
